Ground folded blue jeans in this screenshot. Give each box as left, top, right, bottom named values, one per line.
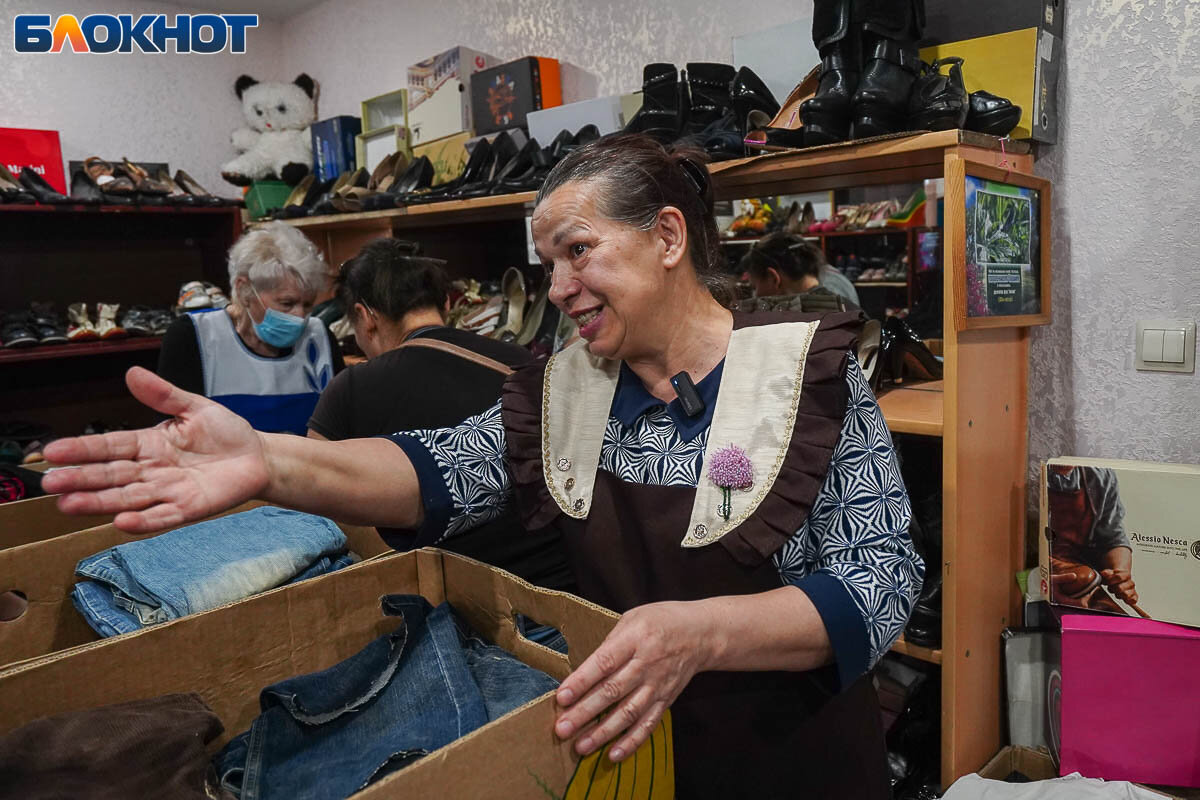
left=71, top=507, right=353, bottom=637
left=215, top=595, right=558, bottom=800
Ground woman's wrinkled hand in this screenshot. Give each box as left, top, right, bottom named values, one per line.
left=553, top=600, right=715, bottom=763
left=41, top=367, right=270, bottom=533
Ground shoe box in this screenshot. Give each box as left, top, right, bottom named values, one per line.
left=920, top=0, right=1063, bottom=142
left=407, top=45, right=499, bottom=145
left=527, top=95, right=630, bottom=147
left=469, top=56, right=563, bottom=137
left=0, top=547, right=677, bottom=799
left=412, top=130, right=472, bottom=186
left=244, top=180, right=292, bottom=220
left=311, top=115, right=363, bottom=182
left=0, top=494, right=112, bottom=553
left=1, top=127, right=66, bottom=194
left=1038, top=457, right=1200, bottom=631
left=357, top=88, right=412, bottom=177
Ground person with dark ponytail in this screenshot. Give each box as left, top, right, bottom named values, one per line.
left=737, top=231, right=860, bottom=312
left=45, top=133, right=920, bottom=798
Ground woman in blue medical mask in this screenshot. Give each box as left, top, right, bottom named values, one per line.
left=157, top=221, right=344, bottom=434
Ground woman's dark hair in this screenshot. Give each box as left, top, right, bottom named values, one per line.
left=535, top=133, right=729, bottom=302
left=336, top=239, right=450, bottom=321
left=738, top=232, right=825, bottom=281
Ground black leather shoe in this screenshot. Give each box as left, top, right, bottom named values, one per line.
left=683, top=62, right=736, bottom=137
left=909, top=57, right=968, bottom=132
left=68, top=169, right=107, bottom=205
left=878, top=317, right=942, bottom=387
left=852, top=35, right=922, bottom=138
left=405, top=138, right=494, bottom=204
left=625, top=63, right=684, bottom=143
left=364, top=157, right=434, bottom=210
left=800, top=36, right=862, bottom=145
left=19, top=168, right=71, bottom=204
left=730, top=66, right=780, bottom=137
left=966, top=90, right=1022, bottom=137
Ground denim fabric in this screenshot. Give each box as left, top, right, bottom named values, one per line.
left=70, top=508, right=352, bottom=637
left=216, top=596, right=558, bottom=800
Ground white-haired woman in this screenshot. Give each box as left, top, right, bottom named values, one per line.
left=157, top=221, right=343, bottom=434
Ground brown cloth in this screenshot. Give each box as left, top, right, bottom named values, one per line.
left=0, top=692, right=232, bottom=800
left=501, top=311, right=890, bottom=799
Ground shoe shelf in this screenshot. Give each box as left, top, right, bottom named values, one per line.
left=274, top=191, right=536, bottom=233
left=0, top=337, right=163, bottom=365
left=854, top=281, right=908, bottom=288
left=890, top=634, right=944, bottom=666
left=0, top=204, right=239, bottom=217
left=877, top=380, right=944, bottom=437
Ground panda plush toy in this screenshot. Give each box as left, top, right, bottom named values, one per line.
left=220, top=73, right=317, bottom=187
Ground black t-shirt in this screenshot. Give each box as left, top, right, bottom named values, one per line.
left=308, top=326, right=576, bottom=594
left=158, top=313, right=345, bottom=397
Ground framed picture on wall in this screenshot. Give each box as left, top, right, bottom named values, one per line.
left=945, top=157, right=1052, bottom=330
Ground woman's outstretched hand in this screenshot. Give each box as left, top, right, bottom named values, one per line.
left=42, top=367, right=270, bottom=533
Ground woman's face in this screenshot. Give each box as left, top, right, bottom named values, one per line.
left=237, top=273, right=315, bottom=324
left=532, top=181, right=685, bottom=361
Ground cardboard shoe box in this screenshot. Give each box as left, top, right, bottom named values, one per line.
left=311, top=115, right=363, bottom=181
left=0, top=502, right=392, bottom=668
left=526, top=94, right=628, bottom=145
left=412, top=130, right=471, bottom=186
left=1038, top=457, right=1200, bottom=630
left=0, top=549, right=676, bottom=799
left=919, top=0, right=1063, bottom=142
left=0, top=495, right=111, bottom=552
left=407, top=45, right=498, bottom=144
left=470, top=56, right=563, bottom=136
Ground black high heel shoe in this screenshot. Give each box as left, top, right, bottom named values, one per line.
left=404, top=138, right=494, bottom=204
left=363, top=157, right=435, bottom=210
left=624, top=63, right=685, bottom=143
left=909, top=57, right=968, bottom=132
left=452, top=131, right=519, bottom=198
left=878, top=317, right=942, bottom=387
left=19, top=168, right=72, bottom=204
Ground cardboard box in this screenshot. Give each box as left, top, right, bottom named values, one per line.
left=0, top=495, right=111, bottom=552
left=527, top=94, right=626, bottom=146
left=470, top=57, right=563, bottom=136
left=311, top=115, right=362, bottom=181
left=0, top=127, right=66, bottom=194
left=1061, top=614, right=1200, bottom=788
left=1038, top=458, right=1200, bottom=630
left=0, top=549, right=675, bottom=799
left=0, top=503, right=391, bottom=667
left=921, top=0, right=1062, bottom=143
left=356, top=125, right=410, bottom=178
left=407, top=45, right=498, bottom=144
left=412, top=130, right=471, bottom=186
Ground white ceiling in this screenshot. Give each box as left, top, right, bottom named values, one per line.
left=153, top=0, right=327, bottom=21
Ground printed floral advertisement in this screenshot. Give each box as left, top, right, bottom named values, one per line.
left=965, top=175, right=1042, bottom=317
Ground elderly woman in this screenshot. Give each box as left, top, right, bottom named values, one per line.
left=157, top=221, right=343, bottom=434
left=46, top=134, right=920, bottom=797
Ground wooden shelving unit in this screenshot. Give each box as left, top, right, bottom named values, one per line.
left=0, top=337, right=162, bottom=366
left=0, top=206, right=241, bottom=434
left=280, top=130, right=1039, bottom=789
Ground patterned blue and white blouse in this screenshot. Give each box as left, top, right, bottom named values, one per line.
left=390, top=354, right=923, bottom=688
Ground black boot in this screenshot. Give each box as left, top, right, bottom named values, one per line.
left=799, top=36, right=861, bottom=145
left=625, top=63, right=685, bottom=143
left=683, top=62, right=736, bottom=136
left=851, top=34, right=922, bottom=138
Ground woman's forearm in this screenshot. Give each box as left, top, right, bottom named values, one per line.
left=259, top=434, right=424, bottom=528
left=697, top=585, right=833, bottom=673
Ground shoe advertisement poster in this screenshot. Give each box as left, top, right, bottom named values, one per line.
left=964, top=175, right=1042, bottom=317
left=1039, top=457, right=1200, bottom=630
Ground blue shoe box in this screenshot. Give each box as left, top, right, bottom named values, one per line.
left=310, top=115, right=362, bottom=182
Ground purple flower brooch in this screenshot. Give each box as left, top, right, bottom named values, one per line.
left=708, top=444, right=754, bottom=521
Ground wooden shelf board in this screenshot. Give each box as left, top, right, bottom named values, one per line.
left=877, top=379, right=944, bottom=436
left=0, top=203, right=239, bottom=216
left=0, top=337, right=162, bottom=365
left=891, top=635, right=944, bottom=665
left=278, top=191, right=535, bottom=232
left=820, top=227, right=910, bottom=238
left=854, top=281, right=908, bottom=288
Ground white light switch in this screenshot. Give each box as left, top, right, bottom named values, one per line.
left=1162, top=329, right=1186, bottom=363
left=1142, top=329, right=1165, bottom=361
left=1136, top=320, right=1196, bottom=373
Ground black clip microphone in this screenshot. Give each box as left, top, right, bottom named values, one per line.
left=670, top=371, right=705, bottom=417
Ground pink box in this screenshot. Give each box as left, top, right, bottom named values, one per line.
left=1061, top=614, right=1200, bottom=787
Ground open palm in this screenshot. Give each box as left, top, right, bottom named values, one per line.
left=42, top=367, right=271, bottom=533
